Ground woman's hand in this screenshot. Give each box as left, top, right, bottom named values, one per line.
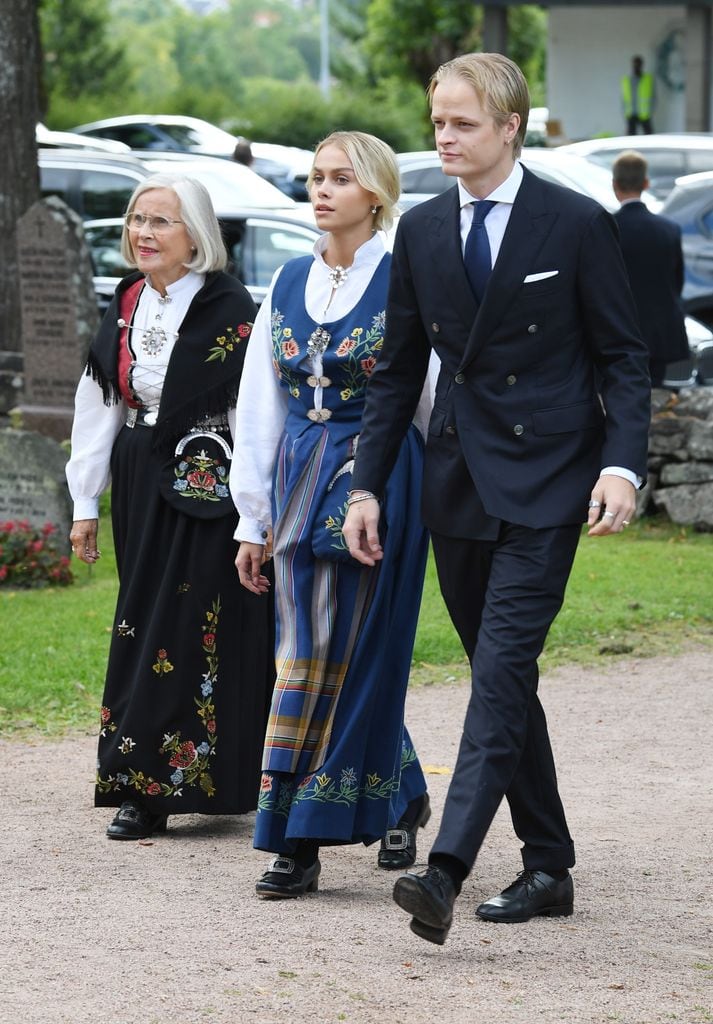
left=235, top=542, right=271, bottom=594
left=69, top=519, right=101, bottom=564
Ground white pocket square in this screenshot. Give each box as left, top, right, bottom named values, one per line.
left=523, top=271, right=559, bottom=283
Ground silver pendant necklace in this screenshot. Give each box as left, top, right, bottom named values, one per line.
left=327, top=264, right=349, bottom=288
left=140, top=294, right=172, bottom=356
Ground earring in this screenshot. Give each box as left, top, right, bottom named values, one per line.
left=371, top=205, right=378, bottom=215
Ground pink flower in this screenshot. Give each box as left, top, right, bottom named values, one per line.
left=281, top=340, right=299, bottom=359
left=360, top=356, right=377, bottom=376
left=206, top=719, right=216, bottom=734
left=203, top=632, right=216, bottom=647
left=101, top=706, right=111, bottom=724
left=237, top=323, right=251, bottom=338
left=186, top=470, right=217, bottom=491
left=169, top=741, right=198, bottom=769
left=146, top=782, right=161, bottom=796
left=336, top=338, right=356, bottom=356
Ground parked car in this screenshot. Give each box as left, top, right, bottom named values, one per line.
left=37, top=122, right=131, bottom=153
left=663, top=315, right=713, bottom=388
left=558, top=134, right=713, bottom=201
left=39, top=148, right=152, bottom=219
left=249, top=142, right=313, bottom=201
left=85, top=209, right=321, bottom=312
left=660, top=170, right=713, bottom=331
left=397, top=148, right=661, bottom=213
left=70, top=114, right=240, bottom=158
left=138, top=153, right=299, bottom=210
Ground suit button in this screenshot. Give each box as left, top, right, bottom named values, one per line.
left=445, top=425, right=456, bottom=436
left=506, top=374, right=517, bottom=386
left=527, top=324, right=538, bottom=334
left=431, top=323, right=440, bottom=333
left=513, top=424, right=524, bottom=436
left=455, top=372, right=465, bottom=384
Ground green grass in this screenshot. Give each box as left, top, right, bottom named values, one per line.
left=1, top=512, right=712, bottom=738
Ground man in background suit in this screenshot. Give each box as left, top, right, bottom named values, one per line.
left=613, top=149, right=689, bottom=386
left=343, top=53, right=651, bottom=945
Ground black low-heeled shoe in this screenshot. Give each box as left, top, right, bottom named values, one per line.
left=255, top=856, right=321, bottom=899
left=377, top=792, right=431, bottom=870
left=106, top=800, right=168, bottom=841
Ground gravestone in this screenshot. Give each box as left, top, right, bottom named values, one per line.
left=15, top=196, right=99, bottom=442
left=0, top=429, right=72, bottom=550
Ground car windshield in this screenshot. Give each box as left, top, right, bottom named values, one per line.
left=159, top=122, right=238, bottom=150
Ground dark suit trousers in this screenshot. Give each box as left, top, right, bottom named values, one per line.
left=430, top=522, right=581, bottom=873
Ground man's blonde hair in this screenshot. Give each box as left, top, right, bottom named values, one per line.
left=428, top=52, right=530, bottom=158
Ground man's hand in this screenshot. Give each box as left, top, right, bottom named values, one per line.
left=235, top=542, right=270, bottom=594
left=69, top=519, right=101, bottom=563
left=587, top=476, right=636, bottom=536
left=343, top=496, right=383, bottom=566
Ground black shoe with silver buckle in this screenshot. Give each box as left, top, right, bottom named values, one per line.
left=106, top=800, right=168, bottom=841
left=476, top=869, right=574, bottom=923
left=255, top=856, right=321, bottom=899
left=377, top=793, right=431, bottom=870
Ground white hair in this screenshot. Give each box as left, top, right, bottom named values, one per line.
left=120, top=174, right=227, bottom=273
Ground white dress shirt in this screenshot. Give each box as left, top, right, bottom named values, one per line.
left=66, top=271, right=205, bottom=520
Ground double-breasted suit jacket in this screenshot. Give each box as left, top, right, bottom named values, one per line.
left=353, top=165, right=651, bottom=535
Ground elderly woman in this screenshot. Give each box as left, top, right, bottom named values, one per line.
left=66, top=174, right=274, bottom=840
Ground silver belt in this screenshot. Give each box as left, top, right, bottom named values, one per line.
left=126, top=409, right=229, bottom=430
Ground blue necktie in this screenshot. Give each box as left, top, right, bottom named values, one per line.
left=464, top=200, right=496, bottom=303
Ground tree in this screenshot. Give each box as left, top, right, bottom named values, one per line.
left=0, top=0, right=41, bottom=388
left=40, top=0, right=132, bottom=112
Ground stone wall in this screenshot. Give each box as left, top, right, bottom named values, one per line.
left=645, top=387, right=713, bottom=530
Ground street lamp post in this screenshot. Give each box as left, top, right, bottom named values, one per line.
left=319, top=0, right=330, bottom=100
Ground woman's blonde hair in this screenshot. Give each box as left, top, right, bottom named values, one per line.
left=310, top=130, right=401, bottom=232
left=120, top=174, right=227, bottom=273
left=428, top=52, right=530, bottom=158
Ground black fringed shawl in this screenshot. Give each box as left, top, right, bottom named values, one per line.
left=85, top=270, right=257, bottom=453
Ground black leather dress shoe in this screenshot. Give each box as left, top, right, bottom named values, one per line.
left=476, top=870, right=574, bottom=923
left=393, top=865, right=456, bottom=945
left=255, top=856, right=321, bottom=899
left=378, top=793, right=432, bottom=870
left=106, top=801, right=168, bottom=841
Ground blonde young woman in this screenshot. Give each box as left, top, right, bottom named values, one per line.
left=232, top=132, right=431, bottom=898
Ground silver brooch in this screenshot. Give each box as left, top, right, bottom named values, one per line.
left=307, top=326, right=331, bottom=359
left=139, top=325, right=170, bottom=357
left=327, top=264, right=349, bottom=288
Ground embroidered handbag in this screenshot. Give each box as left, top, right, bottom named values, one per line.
left=158, top=430, right=236, bottom=519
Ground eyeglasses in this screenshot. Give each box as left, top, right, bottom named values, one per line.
left=125, top=213, right=184, bottom=233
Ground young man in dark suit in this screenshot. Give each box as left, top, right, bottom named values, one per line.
left=343, top=52, right=651, bottom=945
left=613, top=149, right=690, bottom=386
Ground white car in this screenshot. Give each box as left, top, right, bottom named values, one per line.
left=558, top=134, right=713, bottom=201
left=397, top=148, right=661, bottom=213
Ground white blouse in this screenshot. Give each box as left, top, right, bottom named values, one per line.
left=230, top=234, right=436, bottom=545
left=65, top=271, right=207, bottom=520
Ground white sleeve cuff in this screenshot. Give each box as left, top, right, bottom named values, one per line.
left=234, top=517, right=270, bottom=545
left=72, top=497, right=100, bottom=521
left=600, top=466, right=642, bottom=489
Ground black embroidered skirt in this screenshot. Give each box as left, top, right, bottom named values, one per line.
left=95, top=424, right=275, bottom=816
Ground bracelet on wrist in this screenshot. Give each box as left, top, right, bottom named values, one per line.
left=345, top=490, right=379, bottom=506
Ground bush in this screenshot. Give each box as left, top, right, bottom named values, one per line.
left=223, top=77, right=432, bottom=153
left=0, top=520, right=74, bottom=589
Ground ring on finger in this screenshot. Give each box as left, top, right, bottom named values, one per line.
left=588, top=500, right=601, bottom=509
left=603, top=511, right=616, bottom=518
left=622, top=519, right=630, bottom=526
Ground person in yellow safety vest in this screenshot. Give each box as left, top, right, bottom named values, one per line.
left=621, top=55, right=655, bottom=134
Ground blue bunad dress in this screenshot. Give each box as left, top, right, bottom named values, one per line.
left=254, top=250, right=429, bottom=854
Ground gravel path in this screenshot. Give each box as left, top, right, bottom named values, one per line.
left=2, top=650, right=712, bottom=1024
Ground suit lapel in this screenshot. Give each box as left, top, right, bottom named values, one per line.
left=460, top=167, right=559, bottom=370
